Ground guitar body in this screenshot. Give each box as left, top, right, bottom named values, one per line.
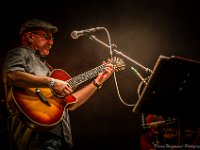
left=10, top=57, right=126, bottom=127
left=11, top=69, right=77, bottom=127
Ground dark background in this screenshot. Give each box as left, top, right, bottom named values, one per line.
left=0, top=0, right=200, bottom=149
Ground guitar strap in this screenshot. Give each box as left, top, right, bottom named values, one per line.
left=44, top=61, right=54, bottom=72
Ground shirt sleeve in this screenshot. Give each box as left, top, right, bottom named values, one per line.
left=2, top=48, right=30, bottom=76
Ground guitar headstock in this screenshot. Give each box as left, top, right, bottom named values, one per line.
left=107, top=56, right=126, bottom=72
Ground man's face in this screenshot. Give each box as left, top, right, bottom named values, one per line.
left=29, top=30, right=54, bottom=56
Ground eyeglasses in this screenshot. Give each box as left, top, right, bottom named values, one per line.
left=31, top=32, right=54, bottom=40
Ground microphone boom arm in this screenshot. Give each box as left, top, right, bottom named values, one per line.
left=89, top=35, right=152, bottom=74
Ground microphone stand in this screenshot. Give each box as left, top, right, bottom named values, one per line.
left=89, top=35, right=152, bottom=75
left=88, top=33, right=152, bottom=107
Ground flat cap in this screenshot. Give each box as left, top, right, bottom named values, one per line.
left=20, top=19, right=58, bottom=35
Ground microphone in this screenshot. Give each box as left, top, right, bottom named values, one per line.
left=71, top=27, right=103, bottom=39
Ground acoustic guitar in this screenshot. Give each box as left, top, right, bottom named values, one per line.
left=11, top=57, right=125, bottom=127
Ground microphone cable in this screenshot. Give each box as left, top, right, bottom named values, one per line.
left=102, top=27, right=137, bottom=107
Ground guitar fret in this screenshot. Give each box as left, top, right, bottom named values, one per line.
left=66, top=80, right=74, bottom=88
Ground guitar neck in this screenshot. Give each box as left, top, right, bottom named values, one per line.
left=66, top=64, right=106, bottom=88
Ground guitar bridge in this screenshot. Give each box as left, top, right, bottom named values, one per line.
left=35, top=88, right=51, bottom=107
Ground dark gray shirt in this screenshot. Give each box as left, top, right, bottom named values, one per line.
left=2, top=46, right=73, bottom=146
left=2, top=46, right=50, bottom=76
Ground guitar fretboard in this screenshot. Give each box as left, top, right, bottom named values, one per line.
left=66, top=64, right=106, bottom=88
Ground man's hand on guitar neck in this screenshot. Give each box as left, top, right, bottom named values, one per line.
left=94, top=62, right=114, bottom=86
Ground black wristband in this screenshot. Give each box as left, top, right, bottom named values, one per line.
left=93, top=80, right=103, bottom=89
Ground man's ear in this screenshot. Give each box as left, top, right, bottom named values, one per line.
left=27, top=33, right=33, bottom=43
